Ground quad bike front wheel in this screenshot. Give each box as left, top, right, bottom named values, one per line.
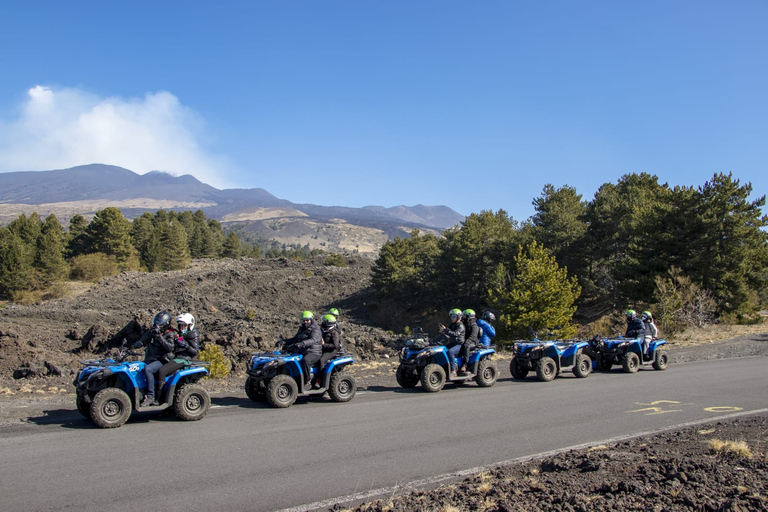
left=475, top=359, right=498, bottom=387
left=420, top=363, right=446, bottom=392
left=266, top=374, right=299, bottom=408
left=90, top=388, right=132, bottom=428
left=652, top=349, right=669, bottom=371
left=572, top=353, right=592, bottom=378
left=329, top=371, right=357, bottom=402
left=509, top=358, right=529, bottom=380
left=536, top=356, right=557, bottom=382
left=174, top=383, right=211, bottom=421
left=395, top=365, right=419, bottom=389
left=622, top=352, right=640, bottom=373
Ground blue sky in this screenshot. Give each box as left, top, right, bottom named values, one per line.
left=0, top=1, right=766, bottom=220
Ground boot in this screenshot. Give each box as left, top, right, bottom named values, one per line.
left=140, top=395, right=156, bottom=407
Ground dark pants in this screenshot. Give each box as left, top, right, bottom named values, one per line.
left=460, top=343, right=476, bottom=369
left=301, top=352, right=321, bottom=385
left=317, top=351, right=339, bottom=382
left=156, top=361, right=186, bottom=400
left=144, top=360, right=164, bottom=397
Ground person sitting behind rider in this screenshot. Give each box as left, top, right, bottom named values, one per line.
left=641, top=311, right=658, bottom=357
left=625, top=310, right=644, bottom=338
left=328, top=307, right=342, bottom=336
left=315, top=314, right=341, bottom=388
left=476, top=311, right=496, bottom=347
left=134, top=311, right=176, bottom=407
left=154, top=313, right=200, bottom=399
left=460, top=309, right=479, bottom=374
left=438, top=308, right=465, bottom=378
left=282, top=311, right=322, bottom=390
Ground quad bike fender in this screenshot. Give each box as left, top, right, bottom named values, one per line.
left=468, top=348, right=495, bottom=365
left=167, top=366, right=209, bottom=387
left=649, top=339, right=667, bottom=353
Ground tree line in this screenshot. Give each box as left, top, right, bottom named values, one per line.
left=371, top=172, right=768, bottom=338
left=0, top=207, right=251, bottom=299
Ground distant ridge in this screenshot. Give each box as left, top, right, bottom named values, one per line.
left=0, top=165, right=465, bottom=254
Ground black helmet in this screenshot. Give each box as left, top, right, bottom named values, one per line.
left=482, top=311, right=495, bottom=322
left=153, top=311, right=172, bottom=330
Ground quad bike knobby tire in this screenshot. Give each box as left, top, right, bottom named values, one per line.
left=652, top=348, right=669, bottom=371
left=536, top=356, right=557, bottom=382
left=622, top=352, right=640, bottom=373
left=266, top=374, right=299, bottom=408
left=420, top=363, right=446, bottom=392
left=328, top=371, right=357, bottom=402
left=475, top=359, right=498, bottom=387
left=245, top=376, right=267, bottom=402
left=395, top=365, right=419, bottom=389
left=76, top=391, right=93, bottom=419
left=572, top=353, right=592, bottom=378
left=174, top=383, right=211, bottom=421
left=90, top=388, right=132, bottom=428
left=509, top=358, right=529, bottom=380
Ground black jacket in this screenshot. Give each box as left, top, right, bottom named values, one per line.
left=463, top=318, right=479, bottom=348
left=625, top=318, right=644, bottom=338
left=286, top=321, right=322, bottom=356
left=321, top=326, right=340, bottom=353
left=174, top=328, right=200, bottom=361
left=138, top=327, right=175, bottom=364
left=442, top=321, right=465, bottom=347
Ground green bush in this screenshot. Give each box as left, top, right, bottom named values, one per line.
left=70, top=253, right=119, bottom=282
left=323, top=253, right=348, bottom=267
left=197, top=343, right=230, bottom=379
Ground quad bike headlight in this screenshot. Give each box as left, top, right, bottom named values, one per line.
left=416, top=349, right=433, bottom=358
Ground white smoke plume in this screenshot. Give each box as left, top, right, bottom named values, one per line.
left=0, top=85, right=229, bottom=187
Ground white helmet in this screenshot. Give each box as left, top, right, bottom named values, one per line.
left=176, top=313, right=195, bottom=331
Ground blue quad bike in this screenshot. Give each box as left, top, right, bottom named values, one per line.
left=587, top=335, right=669, bottom=373
left=245, top=344, right=356, bottom=408
left=396, top=328, right=499, bottom=392
left=74, top=341, right=211, bottom=428
left=509, top=340, right=592, bottom=382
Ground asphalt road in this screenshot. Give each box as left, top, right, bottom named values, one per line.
left=1, top=357, right=766, bottom=512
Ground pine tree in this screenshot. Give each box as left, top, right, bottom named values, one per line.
left=0, top=228, right=33, bottom=298
left=35, top=214, right=68, bottom=285
left=156, top=220, right=191, bottom=270
left=490, top=241, right=581, bottom=340
left=87, top=207, right=137, bottom=268
left=131, top=213, right=158, bottom=271
left=67, top=214, right=90, bottom=258
left=221, top=232, right=242, bottom=259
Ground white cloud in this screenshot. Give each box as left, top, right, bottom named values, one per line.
left=0, top=85, right=230, bottom=187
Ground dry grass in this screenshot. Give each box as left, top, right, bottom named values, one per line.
left=672, top=316, right=767, bottom=346
left=476, top=471, right=493, bottom=493
left=708, top=439, right=753, bottom=458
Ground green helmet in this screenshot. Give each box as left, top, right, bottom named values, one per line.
left=322, top=313, right=336, bottom=324
left=463, top=309, right=476, bottom=319
left=625, top=309, right=636, bottom=318
left=642, top=311, right=653, bottom=321
left=328, top=308, right=340, bottom=317
left=300, top=311, right=314, bottom=321
left=449, top=308, right=462, bottom=318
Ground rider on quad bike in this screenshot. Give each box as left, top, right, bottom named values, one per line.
left=134, top=311, right=176, bottom=406
left=282, top=311, right=322, bottom=390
